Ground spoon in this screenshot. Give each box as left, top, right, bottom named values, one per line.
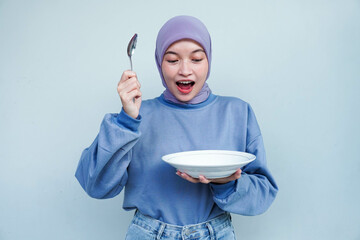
left=127, top=33, right=138, bottom=71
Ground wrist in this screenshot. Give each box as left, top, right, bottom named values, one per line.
left=123, top=107, right=139, bottom=119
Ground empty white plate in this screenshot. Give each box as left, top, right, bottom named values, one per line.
left=162, top=150, right=256, bottom=179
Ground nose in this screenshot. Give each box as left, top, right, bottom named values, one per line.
left=179, top=60, right=192, bottom=76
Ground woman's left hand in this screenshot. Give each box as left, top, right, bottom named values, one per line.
left=176, top=169, right=242, bottom=184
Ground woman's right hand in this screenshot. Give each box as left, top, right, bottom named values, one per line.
left=117, top=70, right=142, bottom=119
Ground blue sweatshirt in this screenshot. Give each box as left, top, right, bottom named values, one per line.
left=75, top=94, right=278, bottom=225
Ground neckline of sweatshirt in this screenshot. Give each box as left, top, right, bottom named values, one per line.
left=116, top=93, right=218, bottom=132
left=156, top=93, right=218, bottom=110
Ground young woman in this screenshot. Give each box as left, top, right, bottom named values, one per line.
left=76, top=15, right=278, bottom=239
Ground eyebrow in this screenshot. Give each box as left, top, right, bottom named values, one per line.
left=164, top=49, right=205, bottom=56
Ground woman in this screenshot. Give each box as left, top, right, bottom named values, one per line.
left=76, top=15, right=278, bottom=239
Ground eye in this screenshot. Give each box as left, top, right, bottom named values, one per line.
left=166, top=59, right=178, bottom=63
left=192, top=58, right=203, bottom=63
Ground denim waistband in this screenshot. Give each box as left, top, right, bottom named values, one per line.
left=131, top=210, right=233, bottom=239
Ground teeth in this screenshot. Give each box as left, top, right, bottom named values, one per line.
left=178, top=81, right=192, bottom=84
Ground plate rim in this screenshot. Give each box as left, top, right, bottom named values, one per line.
left=162, top=150, right=256, bottom=168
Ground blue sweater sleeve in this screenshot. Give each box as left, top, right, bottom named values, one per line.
left=75, top=109, right=141, bottom=199
left=210, top=105, right=278, bottom=215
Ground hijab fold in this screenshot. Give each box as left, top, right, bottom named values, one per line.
left=155, top=15, right=212, bottom=105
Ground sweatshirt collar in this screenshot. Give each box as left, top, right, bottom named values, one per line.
left=157, top=93, right=217, bottom=109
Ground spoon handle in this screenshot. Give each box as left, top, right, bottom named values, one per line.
left=129, top=57, right=134, bottom=102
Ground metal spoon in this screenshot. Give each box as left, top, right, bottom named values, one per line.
left=127, top=33, right=138, bottom=71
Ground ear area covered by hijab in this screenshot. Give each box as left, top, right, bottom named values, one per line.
left=155, top=15, right=212, bottom=105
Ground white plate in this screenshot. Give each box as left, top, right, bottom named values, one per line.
left=162, top=150, right=256, bottom=179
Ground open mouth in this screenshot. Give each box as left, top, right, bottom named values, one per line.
left=176, top=80, right=195, bottom=94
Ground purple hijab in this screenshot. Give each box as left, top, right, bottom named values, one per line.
left=155, top=15, right=212, bottom=104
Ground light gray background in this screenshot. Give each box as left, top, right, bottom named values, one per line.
left=1, top=0, right=359, bottom=239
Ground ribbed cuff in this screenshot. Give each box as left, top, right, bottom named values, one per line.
left=210, top=180, right=236, bottom=199
left=115, top=109, right=142, bottom=132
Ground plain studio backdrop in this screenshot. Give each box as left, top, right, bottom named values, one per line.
left=1, top=0, right=359, bottom=239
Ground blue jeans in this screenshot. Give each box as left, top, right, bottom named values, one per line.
left=125, top=210, right=236, bottom=240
